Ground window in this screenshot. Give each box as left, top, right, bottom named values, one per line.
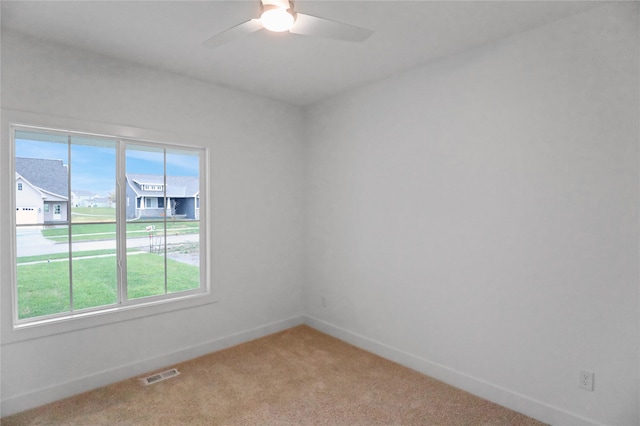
left=143, top=184, right=163, bottom=191
left=17, top=182, right=22, bottom=191
left=13, top=126, right=207, bottom=325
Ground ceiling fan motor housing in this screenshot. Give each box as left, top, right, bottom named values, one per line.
left=261, top=1, right=297, bottom=32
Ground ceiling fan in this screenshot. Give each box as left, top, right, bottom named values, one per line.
left=203, top=0, right=373, bottom=49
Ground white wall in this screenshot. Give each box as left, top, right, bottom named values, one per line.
left=2, top=3, right=638, bottom=424
left=304, top=3, right=639, bottom=425
left=0, top=31, right=305, bottom=415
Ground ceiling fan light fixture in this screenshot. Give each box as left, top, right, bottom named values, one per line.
left=261, top=6, right=295, bottom=32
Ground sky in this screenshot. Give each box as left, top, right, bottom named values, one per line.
left=15, top=134, right=200, bottom=195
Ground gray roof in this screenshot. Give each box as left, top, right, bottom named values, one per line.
left=16, top=157, right=68, bottom=198
left=127, top=174, right=199, bottom=198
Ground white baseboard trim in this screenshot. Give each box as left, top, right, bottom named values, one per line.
left=1, top=315, right=305, bottom=417
left=2, top=315, right=602, bottom=425
left=303, top=316, right=600, bottom=426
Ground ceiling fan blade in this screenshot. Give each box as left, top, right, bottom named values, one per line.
left=203, top=19, right=264, bottom=49
left=289, top=13, right=373, bottom=43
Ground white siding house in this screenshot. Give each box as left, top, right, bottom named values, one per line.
left=15, top=157, right=69, bottom=225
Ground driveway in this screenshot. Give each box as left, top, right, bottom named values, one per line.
left=16, top=227, right=56, bottom=257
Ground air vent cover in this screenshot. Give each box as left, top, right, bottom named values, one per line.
left=140, top=368, right=181, bottom=386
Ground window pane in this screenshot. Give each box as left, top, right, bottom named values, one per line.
left=166, top=149, right=200, bottom=220
left=165, top=148, right=201, bottom=293
left=126, top=145, right=165, bottom=221
left=125, top=145, right=167, bottom=299
left=70, top=137, right=116, bottom=223
left=126, top=221, right=166, bottom=299
left=71, top=223, right=118, bottom=310
left=15, top=132, right=69, bottom=226
left=16, top=225, right=71, bottom=319
left=167, top=238, right=200, bottom=293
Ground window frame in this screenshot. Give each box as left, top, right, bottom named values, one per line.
left=3, top=113, right=214, bottom=341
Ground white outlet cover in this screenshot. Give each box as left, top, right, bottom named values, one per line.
left=579, top=370, right=594, bottom=391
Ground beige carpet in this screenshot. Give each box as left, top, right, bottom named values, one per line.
left=2, top=325, right=545, bottom=425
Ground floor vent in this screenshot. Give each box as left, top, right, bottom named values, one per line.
left=140, top=368, right=181, bottom=386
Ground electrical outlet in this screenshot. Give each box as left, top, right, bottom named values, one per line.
left=321, top=296, right=327, bottom=308
left=579, top=371, right=594, bottom=391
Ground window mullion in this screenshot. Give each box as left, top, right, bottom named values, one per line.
left=116, top=140, right=127, bottom=304
left=163, top=149, right=168, bottom=295
left=67, top=135, right=74, bottom=313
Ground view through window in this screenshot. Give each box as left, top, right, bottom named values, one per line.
left=13, top=127, right=205, bottom=323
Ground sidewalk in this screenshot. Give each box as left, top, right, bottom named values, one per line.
left=16, top=228, right=199, bottom=257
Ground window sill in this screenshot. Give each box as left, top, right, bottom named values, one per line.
left=4, top=288, right=218, bottom=345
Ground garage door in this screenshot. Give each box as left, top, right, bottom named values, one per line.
left=16, top=207, right=38, bottom=225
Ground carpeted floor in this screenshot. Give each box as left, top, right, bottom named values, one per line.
left=2, top=325, right=545, bottom=425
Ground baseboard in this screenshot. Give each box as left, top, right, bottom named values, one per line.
left=303, top=316, right=600, bottom=426
left=2, top=315, right=601, bottom=424
left=1, top=315, right=305, bottom=417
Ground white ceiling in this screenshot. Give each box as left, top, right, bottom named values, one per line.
left=1, top=1, right=602, bottom=106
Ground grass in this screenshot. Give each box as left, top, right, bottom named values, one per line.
left=17, top=213, right=201, bottom=320
left=71, top=207, right=115, bottom=222
left=17, top=252, right=200, bottom=320
left=69, top=208, right=198, bottom=223
left=17, top=249, right=136, bottom=264
left=128, top=253, right=200, bottom=299
left=42, top=221, right=200, bottom=242
left=16, top=265, right=71, bottom=318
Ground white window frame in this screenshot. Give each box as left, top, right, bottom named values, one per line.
left=2, top=111, right=214, bottom=343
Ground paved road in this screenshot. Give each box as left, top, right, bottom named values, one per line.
left=16, top=227, right=199, bottom=257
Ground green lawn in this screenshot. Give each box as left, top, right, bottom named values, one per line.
left=17, top=249, right=129, bottom=264
left=42, top=221, right=200, bottom=242
left=17, top=252, right=200, bottom=320
left=71, top=207, right=115, bottom=222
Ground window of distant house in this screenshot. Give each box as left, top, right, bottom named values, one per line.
left=17, top=182, right=22, bottom=191
left=12, top=126, right=207, bottom=325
